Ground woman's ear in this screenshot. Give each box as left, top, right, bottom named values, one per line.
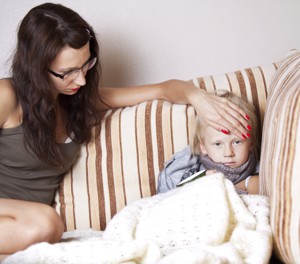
left=199, top=143, right=208, bottom=154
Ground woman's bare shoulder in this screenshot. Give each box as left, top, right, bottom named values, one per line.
left=0, top=78, right=19, bottom=127
left=0, top=78, right=15, bottom=94
left=0, top=78, right=17, bottom=103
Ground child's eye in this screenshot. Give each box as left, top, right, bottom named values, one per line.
left=214, top=142, right=221, bottom=147
left=234, top=140, right=242, bottom=145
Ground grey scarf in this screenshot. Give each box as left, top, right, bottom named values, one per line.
left=200, top=151, right=257, bottom=184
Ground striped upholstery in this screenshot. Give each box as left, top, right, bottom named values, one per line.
left=54, top=101, right=196, bottom=231
left=54, top=61, right=280, bottom=233
left=260, top=50, right=300, bottom=263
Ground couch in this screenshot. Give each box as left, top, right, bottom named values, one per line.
left=4, top=50, right=299, bottom=263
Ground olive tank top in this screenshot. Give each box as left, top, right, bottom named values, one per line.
left=0, top=125, right=80, bottom=205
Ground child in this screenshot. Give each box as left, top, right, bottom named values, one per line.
left=157, top=91, right=259, bottom=195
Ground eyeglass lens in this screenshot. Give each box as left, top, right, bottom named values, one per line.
left=64, top=57, right=97, bottom=81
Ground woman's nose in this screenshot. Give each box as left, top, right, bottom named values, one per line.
left=73, top=70, right=86, bottom=86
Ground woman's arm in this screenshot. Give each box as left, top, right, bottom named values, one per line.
left=99, top=79, right=250, bottom=138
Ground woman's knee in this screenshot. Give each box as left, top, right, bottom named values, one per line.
left=25, top=205, right=64, bottom=244
left=0, top=200, right=65, bottom=253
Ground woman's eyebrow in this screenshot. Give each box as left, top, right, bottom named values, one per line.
left=57, top=55, right=91, bottom=72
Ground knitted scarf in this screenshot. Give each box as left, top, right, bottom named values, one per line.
left=200, top=151, right=257, bottom=184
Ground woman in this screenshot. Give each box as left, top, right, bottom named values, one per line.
left=0, top=3, right=251, bottom=255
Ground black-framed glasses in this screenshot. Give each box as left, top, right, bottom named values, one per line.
left=48, top=56, right=97, bottom=81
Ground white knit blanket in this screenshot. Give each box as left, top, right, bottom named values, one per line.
left=4, top=173, right=272, bottom=264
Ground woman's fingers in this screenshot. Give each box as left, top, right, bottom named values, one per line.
left=193, top=90, right=251, bottom=139
left=216, top=99, right=250, bottom=138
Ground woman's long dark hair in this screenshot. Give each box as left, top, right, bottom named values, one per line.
left=11, top=3, right=103, bottom=167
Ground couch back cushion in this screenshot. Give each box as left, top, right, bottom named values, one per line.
left=54, top=62, right=278, bottom=231
left=260, top=50, right=300, bottom=263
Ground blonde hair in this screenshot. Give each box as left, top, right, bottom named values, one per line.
left=192, top=90, right=258, bottom=158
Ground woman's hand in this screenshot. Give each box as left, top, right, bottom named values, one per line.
left=162, top=80, right=251, bottom=139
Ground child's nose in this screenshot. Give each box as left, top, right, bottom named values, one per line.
left=224, top=146, right=234, bottom=157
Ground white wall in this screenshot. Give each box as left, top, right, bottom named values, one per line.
left=1, top=0, right=299, bottom=86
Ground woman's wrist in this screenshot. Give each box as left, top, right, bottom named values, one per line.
left=161, top=79, right=199, bottom=105
left=188, top=87, right=207, bottom=109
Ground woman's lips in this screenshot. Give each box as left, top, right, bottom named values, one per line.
left=71, top=87, right=80, bottom=92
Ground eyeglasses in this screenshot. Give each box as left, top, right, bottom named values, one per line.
left=48, top=56, right=97, bottom=81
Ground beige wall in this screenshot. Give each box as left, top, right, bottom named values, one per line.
left=1, top=0, right=300, bottom=86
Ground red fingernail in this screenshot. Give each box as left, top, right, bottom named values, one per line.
left=246, top=133, right=251, bottom=138
left=245, top=115, right=250, bottom=120
left=221, top=129, right=229, bottom=135
left=247, top=125, right=252, bottom=131
left=242, top=134, right=247, bottom=139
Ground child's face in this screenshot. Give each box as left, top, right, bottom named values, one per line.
left=199, top=126, right=253, bottom=168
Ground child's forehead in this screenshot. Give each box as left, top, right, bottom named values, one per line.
left=203, top=126, right=239, bottom=141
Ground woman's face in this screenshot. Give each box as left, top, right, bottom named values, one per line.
left=49, top=42, right=91, bottom=97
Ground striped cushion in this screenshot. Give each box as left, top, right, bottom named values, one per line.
left=54, top=62, right=279, bottom=232
left=260, top=50, right=300, bottom=263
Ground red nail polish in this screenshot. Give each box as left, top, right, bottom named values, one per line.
left=247, top=125, right=252, bottom=131
left=242, top=134, right=247, bottom=139
left=246, top=133, right=251, bottom=138
left=245, top=115, right=250, bottom=120
left=221, top=129, right=229, bottom=135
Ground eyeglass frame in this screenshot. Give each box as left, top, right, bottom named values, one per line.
left=48, top=56, right=97, bottom=81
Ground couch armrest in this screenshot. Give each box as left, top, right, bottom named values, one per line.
left=260, top=49, right=300, bottom=263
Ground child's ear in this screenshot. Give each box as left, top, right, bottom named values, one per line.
left=249, top=139, right=254, bottom=151
left=199, top=143, right=208, bottom=154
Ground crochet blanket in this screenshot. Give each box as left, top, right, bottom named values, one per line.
left=4, top=173, right=272, bottom=264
